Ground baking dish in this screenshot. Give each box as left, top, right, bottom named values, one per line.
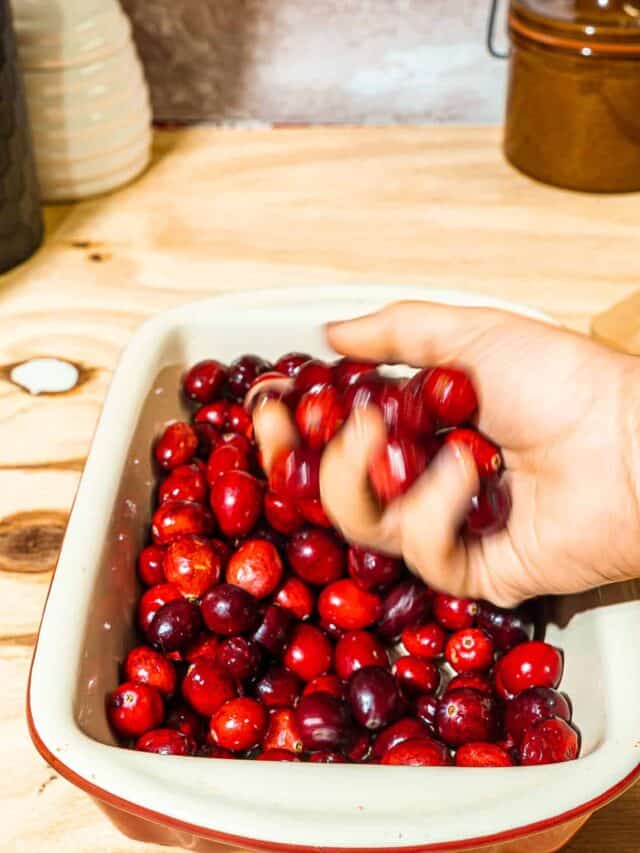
left=28, top=284, right=640, bottom=853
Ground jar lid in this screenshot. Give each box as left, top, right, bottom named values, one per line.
left=510, top=0, right=640, bottom=54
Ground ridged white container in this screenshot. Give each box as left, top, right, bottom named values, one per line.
left=12, top=0, right=151, bottom=202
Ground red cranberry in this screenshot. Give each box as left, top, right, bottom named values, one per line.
left=164, top=536, right=222, bottom=598
left=335, top=630, right=389, bottom=680
left=381, top=737, right=452, bottom=766
left=493, top=656, right=515, bottom=701
left=275, top=576, right=315, bottom=621
left=433, top=593, right=477, bottom=631
left=148, top=598, right=203, bottom=652
left=165, top=703, right=204, bottom=741
left=415, top=694, right=438, bottom=729
left=347, top=730, right=373, bottom=762
left=392, top=656, right=440, bottom=696
left=445, top=673, right=493, bottom=696
left=137, top=583, right=182, bottom=633
left=216, top=636, right=262, bottom=682
left=466, top=480, right=511, bottom=536
left=504, top=687, right=572, bottom=746
left=295, top=386, right=344, bottom=450
left=263, top=708, right=304, bottom=754
left=293, top=359, right=333, bottom=393
left=137, top=545, right=166, bottom=587
left=183, top=360, right=228, bottom=403
left=284, top=623, right=333, bottom=682
left=476, top=601, right=532, bottom=651
left=155, top=422, right=199, bottom=470
left=446, top=628, right=495, bottom=673
left=204, top=745, right=236, bottom=759
left=294, top=693, right=354, bottom=751
left=372, top=717, right=429, bottom=760
left=136, top=728, right=195, bottom=755
left=210, top=470, right=262, bottom=538
left=347, top=666, right=401, bottom=730
left=201, top=583, right=259, bottom=635
left=499, top=641, right=563, bottom=696
left=159, top=463, right=208, bottom=505
left=303, top=674, right=345, bottom=700
left=401, top=371, right=436, bottom=437
left=297, top=497, right=332, bottom=527
left=319, top=618, right=345, bottom=641
left=455, top=742, right=514, bottom=767
left=226, top=402, right=253, bottom=439
left=151, top=500, right=215, bottom=546
left=218, top=432, right=253, bottom=456
left=274, top=352, right=313, bottom=377
left=401, top=622, right=446, bottom=660
left=332, top=357, right=377, bottom=389
left=244, top=371, right=293, bottom=413
left=227, top=355, right=272, bottom=400
left=184, top=633, right=219, bottom=662
left=182, top=659, right=237, bottom=715
left=308, top=750, right=347, bottom=763
left=206, top=443, right=249, bottom=484
left=194, top=400, right=228, bottom=429
left=369, top=436, right=427, bottom=504
left=245, top=523, right=287, bottom=554
left=210, top=697, right=268, bottom=752
left=519, top=717, right=580, bottom=766
left=194, top=422, right=219, bottom=458
left=445, top=428, right=502, bottom=478
left=436, top=688, right=498, bottom=747
left=318, top=579, right=382, bottom=630
left=107, top=682, right=164, bottom=738
left=422, top=366, right=478, bottom=427
left=252, top=604, right=294, bottom=656
left=226, top=539, right=283, bottom=599
left=210, top=538, right=232, bottom=570
left=376, top=578, right=432, bottom=641
left=264, top=491, right=304, bottom=535
left=347, top=546, right=403, bottom=592
left=124, top=645, right=176, bottom=697
left=269, top=447, right=321, bottom=501
left=258, top=748, right=301, bottom=762
left=255, top=665, right=302, bottom=709
left=287, top=528, right=345, bottom=586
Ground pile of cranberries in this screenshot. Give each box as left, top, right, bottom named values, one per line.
left=107, top=352, right=579, bottom=768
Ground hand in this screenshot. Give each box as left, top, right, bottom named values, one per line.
left=254, top=301, right=640, bottom=607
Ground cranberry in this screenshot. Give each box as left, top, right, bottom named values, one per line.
left=433, top=593, right=477, bottom=631
left=347, top=666, right=401, bottom=730
left=303, top=674, right=345, bottom=700
left=275, top=576, right=315, bottom=621
left=204, top=744, right=236, bottom=759
left=210, top=697, right=268, bottom=752
left=165, top=703, right=203, bottom=741
left=294, top=693, right=354, bottom=751
left=148, top=598, right=202, bottom=652
left=227, top=354, right=272, bottom=400
left=318, top=579, right=382, bottom=630
left=274, top=352, right=313, bottom=377
left=332, top=357, right=377, bottom=389
left=519, top=717, right=580, bottom=766
left=376, top=578, right=432, bottom=641
left=319, top=619, right=345, bottom=641
left=287, top=528, right=345, bottom=586
left=445, top=428, right=502, bottom=479
left=209, top=538, right=232, bottom=570
left=445, top=673, right=493, bottom=696
left=136, top=728, right=195, bottom=755
left=159, top=463, right=208, bottom=505
left=194, top=400, right=229, bottom=429
left=137, top=545, right=166, bottom=587
left=415, top=694, right=438, bottom=729
left=194, top=422, right=219, bottom=458
left=466, top=480, right=511, bottom=536
left=308, top=750, right=347, bottom=763
left=182, top=659, right=236, bottom=715
left=347, top=546, right=403, bottom=592
left=244, top=371, right=293, bottom=413
left=493, top=656, right=515, bottom=701
left=401, top=622, right=446, bottom=660
left=226, top=539, right=283, bottom=599
left=293, top=359, right=333, bottom=393
left=263, top=708, right=304, bottom=754
left=393, top=656, right=440, bottom=696
left=341, top=372, right=388, bottom=415
left=455, top=742, right=514, bottom=767
left=206, top=443, right=249, bottom=484
left=401, top=372, right=436, bottom=436
left=504, top=687, right=572, bottom=746
left=422, top=366, right=478, bottom=427
left=334, top=631, right=388, bottom=682
left=284, top=623, right=333, bottom=682
left=295, top=386, right=344, bottom=450
left=269, top=447, right=321, bottom=501
left=499, top=641, right=563, bottom=696
left=216, top=636, right=262, bottom=683
left=476, top=601, right=532, bottom=651
left=252, top=604, right=294, bottom=656
left=107, top=682, right=164, bottom=738
left=372, top=717, right=429, bottom=760
left=297, top=497, right=332, bottom=527
left=258, top=748, right=301, bottom=761
left=436, top=688, right=498, bottom=747
left=151, top=500, right=215, bottom=546
left=184, top=633, right=219, bottom=662
left=348, top=730, right=373, bottom=762
left=226, top=402, right=253, bottom=439
left=183, top=360, right=228, bottom=403
left=446, top=628, right=495, bottom=673
left=369, top=436, right=427, bottom=504
left=255, top=665, right=302, bottom=709
left=124, top=645, right=176, bottom=697
left=210, top=470, right=262, bottom=538
left=264, top=491, right=304, bottom=535
left=201, top=584, right=259, bottom=635
left=381, top=737, right=452, bottom=766
left=244, top=523, right=287, bottom=554
left=155, top=422, right=199, bottom=470
left=164, top=536, right=222, bottom=598
left=137, top=583, right=182, bottom=633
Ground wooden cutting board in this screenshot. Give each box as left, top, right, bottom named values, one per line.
left=591, top=291, right=640, bottom=354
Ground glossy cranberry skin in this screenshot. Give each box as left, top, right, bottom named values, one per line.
left=303, top=674, right=345, bottom=700
left=415, top=694, right=438, bottom=730
left=137, top=583, right=182, bottom=633
left=201, top=583, right=259, bottom=635
left=107, top=682, right=164, bottom=738
left=499, top=641, right=563, bottom=696
left=433, top=593, right=477, bottom=631
left=183, top=359, right=228, bottom=404
left=227, top=354, right=272, bottom=400
left=165, top=703, right=203, bottom=741
left=446, top=628, right=495, bottom=673
left=393, top=656, right=440, bottom=697
left=332, top=358, right=377, bottom=389
left=252, top=604, right=294, bottom=656
left=137, top=545, right=166, bottom=587
left=284, top=623, right=333, bottom=682
left=476, top=601, right=532, bottom=652
left=255, top=665, right=302, bottom=709
left=466, top=480, right=511, bottom=536
left=401, top=371, right=436, bottom=437
left=275, top=576, right=315, bottom=621
left=184, top=633, right=219, bottom=662
left=159, top=463, right=208, bottom=505
left=318, top=579, right=382, bottom=631
left=164, top=536, right=222, bottom=598
left=297, top=497, right=332, bottom=527
left=258, top=748, right=301, bottom=762
left=136, top=728, right=196, bottom=756
left=210, top=470, right=262, bottom=537
left=263, top=708, right=304, bottom=754
left=245, top=523, right=287, bottom=555
left=376, top=578, right=432, bottom=641
left=210, top=538, right=232, bottom=570
left=520, top=717, right=580, bottom=766
left=264, top=491, right=304, bottom=535
left=372, top=716, right=429, bottom=760
left=210, top=697, right=268, bottom=752
left=216, top=636, right=262, bottom=683
left=333, top=631, right=388, bottom=681
left=422, top=366, right=478, bottom=427
left=309, top=750, right=348, bottom=763
left=445, top=673, right=493, bottom=696
left=155, top=422, right=199, bottom=470
left=124, top=645, right=176, bottom=697
left=445, top=428, right=502, bottom=479
left=287, top=528, right=345, bottom=586
left=226, top=539, right=283, bottom=600
left=504, top=687, right=571, bottom=746
left=151, top=500, right=215, bottom=546
left=182, top=659, right=236, bottom=715
left=195, top=400, right=229, bottom=429
left=274, top=352, right=313, bottom=377
left=455, top=742, right=514, bottom=767
left=194, top=422, right=219, bottom=458
left=347, top=666, right=401, bottom=731
left=293, top=359, right=333, bottom=393
left=295, top=386, right=345, bottom=450
left=381, top=737, right=452, bottom=766
left=369, top=437, right=427, bottom=504
left=206, top=443, right=249, bottom=484
left=347, top=546, right=403, bottom=592
left=294, top=693, right=354, bottom=751
left=401, top=622, right=446, bottom=660
left=492, top=656, right=514, bottom=701
left=436, top=688, right=498, bottom=747
left=148, top=598, right=203, bottom=652
left=226, top=402, right=253, bottom=439
left=269, top=447, right=321, bottom=501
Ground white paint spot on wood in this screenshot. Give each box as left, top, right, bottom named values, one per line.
left=10, top=358, right=79, bottom=395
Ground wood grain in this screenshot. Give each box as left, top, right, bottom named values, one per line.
left=1, top=126, right=638, bottom=851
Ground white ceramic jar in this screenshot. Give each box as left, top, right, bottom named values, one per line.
left=11, top=0, right=151, bottom=202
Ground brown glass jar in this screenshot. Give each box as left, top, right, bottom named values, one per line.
left=504, top=0, right=640, bottom=193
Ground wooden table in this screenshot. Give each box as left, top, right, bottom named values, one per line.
left=1, top=127, right=638, bottom=852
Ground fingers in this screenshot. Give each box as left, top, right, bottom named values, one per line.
left=252, top=398, right=298, bottom=473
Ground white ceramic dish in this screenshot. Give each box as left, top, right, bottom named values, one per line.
left=28, top=285, right=640, bottom=853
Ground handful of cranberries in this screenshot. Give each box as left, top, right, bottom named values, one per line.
left=108, top=353, right=579, bottom=767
